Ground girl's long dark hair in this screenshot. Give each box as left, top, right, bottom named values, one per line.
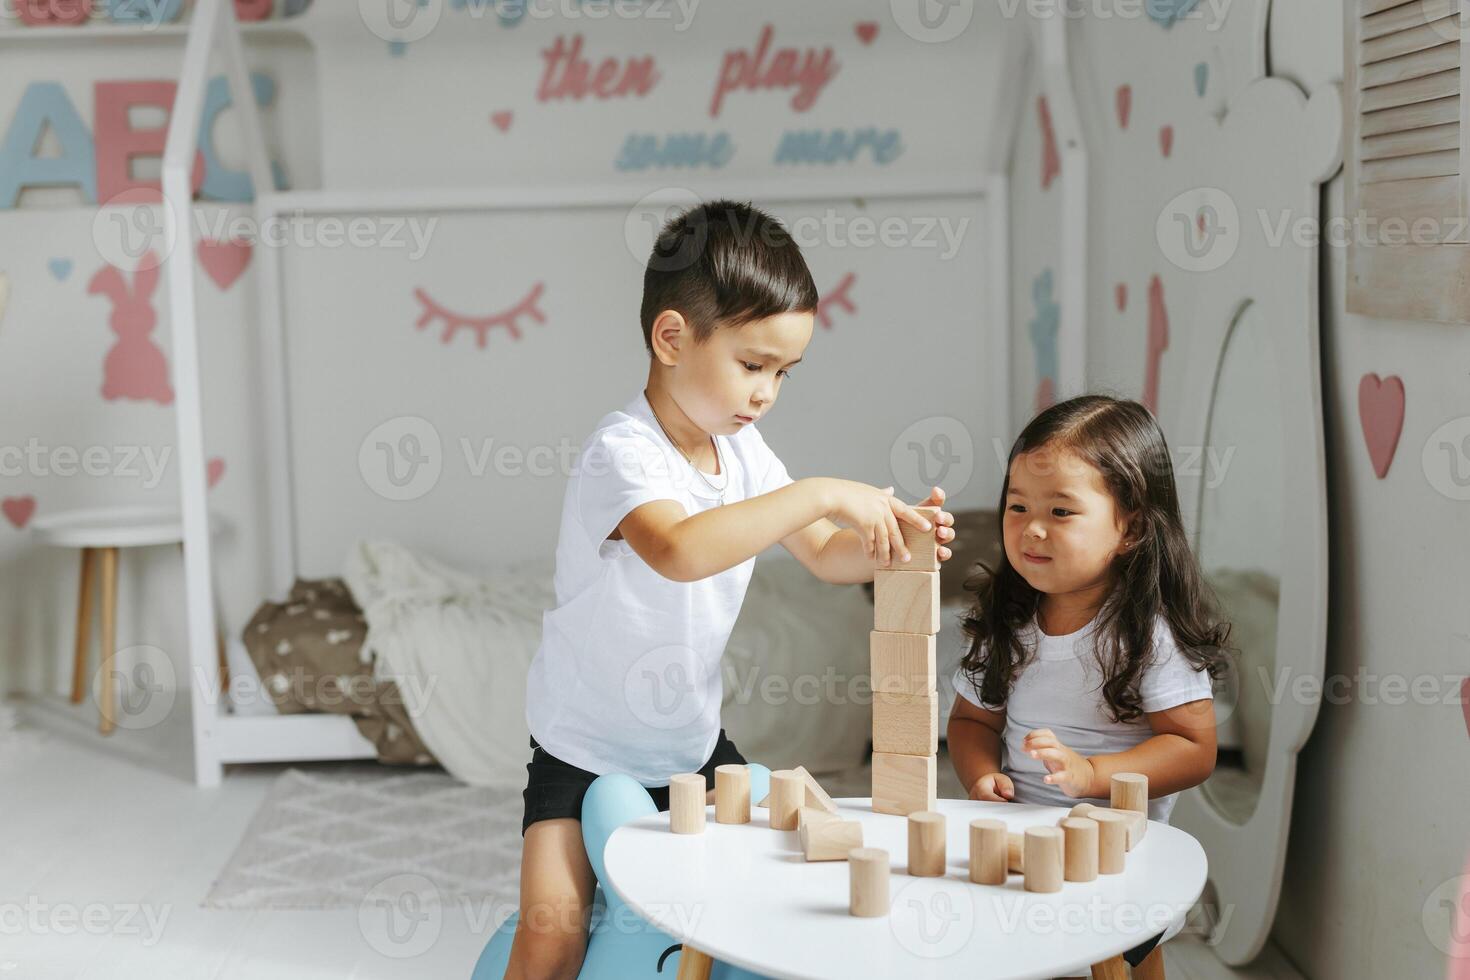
left=959, top=395, right=1230, bottom=723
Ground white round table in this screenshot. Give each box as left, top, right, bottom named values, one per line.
left=31, top=505, right=229, bottom=735
left=604, top=796, right=1207, bottom=980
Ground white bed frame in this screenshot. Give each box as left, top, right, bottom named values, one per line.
left=162, top=0, right=1088, bottom=786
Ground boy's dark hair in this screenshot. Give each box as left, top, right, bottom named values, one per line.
left=958, top=395, right=1232, bottom=723
left=640, top=199, right=819, bottom=354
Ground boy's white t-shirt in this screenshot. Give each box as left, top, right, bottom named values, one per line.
left=524, top=391, right=793, bottom=786
left=950, top=612, right=1213, bottom=822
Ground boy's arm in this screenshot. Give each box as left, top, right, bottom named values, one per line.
left=780, top=486, right=956, bottom=584
left=618, top=477, right=928, bottom=582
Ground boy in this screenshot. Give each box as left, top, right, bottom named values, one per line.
left=507, top=200, right=957, bottom=978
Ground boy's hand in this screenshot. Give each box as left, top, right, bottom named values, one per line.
left=821, top=479, right=932, bottom=566
left=969, top=772, right=1015, bottom=802
left=914, top=485, right=957, bottom=563
left=1023, top=729, right=1097, bottom=799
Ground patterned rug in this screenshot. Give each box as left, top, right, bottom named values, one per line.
left=203, top=768, right=525, bottom=910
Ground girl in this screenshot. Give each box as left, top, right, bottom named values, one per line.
left=947, top=395, right=1229, bottom=968
left=946, top=393, right=1223, bottom=975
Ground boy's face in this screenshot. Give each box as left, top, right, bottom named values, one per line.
left=1002, top=446, right=1132, bottom=599
left=661, top=311, right=814, bottom=435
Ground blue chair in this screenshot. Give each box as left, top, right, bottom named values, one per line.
left=472, top=765, right=772, bottom=979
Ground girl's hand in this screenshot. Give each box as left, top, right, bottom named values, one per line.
left=1023, top=729, right=1096, bottom=799
left=914, top=485, right=957, bottom=563
left=968, top=772, right=1015, bottom=802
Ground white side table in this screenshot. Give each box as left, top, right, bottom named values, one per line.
left=31, top=505, right=229, bottom=735
left=605, top=796, right=1207, bottom=980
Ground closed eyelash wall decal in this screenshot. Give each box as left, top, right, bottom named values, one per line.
left=413, top=282, right=547, bottom=348
left=815, top=272, right=857, bottom=329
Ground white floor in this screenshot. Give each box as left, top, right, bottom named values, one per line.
left=4, top=694, right=1307, bottom=980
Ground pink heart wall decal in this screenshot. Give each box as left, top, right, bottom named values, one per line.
left=3, top=496, right=36, bottom=529
left=1159, top=125, right=1174, bottom=158
left=1116, top=85, right=1132, bottom=129
left=855, top=21, right=878, bottom=44
left=1358, top=373, right=1405, bottom=479
left=197, top=238, right=252, bottom=290
left=490, top=111, right=514, bottom=132
left=207, top=457, right=226, bottom=488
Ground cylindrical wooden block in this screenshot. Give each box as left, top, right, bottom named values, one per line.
left=969, top=818, right=1008, bottom=885
left=1092, top=809, right=1129, bottom=874
left=669, top=773, right=706, bottom=834
left=1061, top=817, right=1099, bottom=882
left=1007, top=831, right=1025, bottom=873
left=1023, top=826, right=1064, bottom=893
left=907, top=811, right=946, bottom=877
left=768, top=769, right=804, bottom=831
left=1111, top=772, right=1148, bottom=815
left=714, top=764, right=750, bottom=824
left=849, top=847, right=890, bottom=917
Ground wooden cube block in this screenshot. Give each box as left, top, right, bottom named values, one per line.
left=801, top=816, right=863, bottom=861
left=872, top=691, right=938, bottom=756
left=890, top=505, right=940, bottom=571
left=873, top=570, right=940, bottom=634
left=871, top=751, right=936, bottom=816
left=869, top=631, right=936, bottom=696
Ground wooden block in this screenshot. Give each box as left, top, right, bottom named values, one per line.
left=1091, top=809, right=1129, bottom=874
left=1061, top=817, right=1099, bottom=882
left=1111, top=772, right=1149, bottom=816
left=801, top=817, right=863, bottom=861
left=890, top=505, right=940, bottom=571
left=1064, top=803, right=1145, bottom=850
left=906, top=811, right=946, bottom=876
left=792, top=765, right=839, bottom=814
left=1007, top=831, right=1025, bottom=873
left=848, top=847, right=890, bottom=917
left=714, top=764, right=750, bottom=825
left=1023, top=826, right=1064, bottom=893
left=871, top=752, right=936, bottom=816
left=797, top=806, right=837, bottom=831
left=669, top=773, right=706, bottom=834
left=768, top=769, right=805, bottom=831
left=872, top=691, right=939, bottom=755
left=869, top=631, right=937, bottom=696
left=969, top=818, right=1008, bottom=885
left=873, top=570, right=941, bottom=634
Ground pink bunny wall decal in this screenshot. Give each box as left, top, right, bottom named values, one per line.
left=88, top=252, right=173, bottom=405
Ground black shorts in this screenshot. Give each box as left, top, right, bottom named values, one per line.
left=521, top=729, right=748, bottom=836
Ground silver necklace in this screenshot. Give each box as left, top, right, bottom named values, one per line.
left=646, top=393, right=726, bottom=502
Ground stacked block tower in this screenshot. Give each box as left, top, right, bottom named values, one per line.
left=870, top=505, right=941, bottom=815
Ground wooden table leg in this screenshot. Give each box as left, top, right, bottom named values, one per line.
left=1090, top=955, right=1130, bottom=980
left=1134, top=945, right=1166, bottom=979
left=676, top=944, right=714, bottom=980
left=98, top=547, right=118, bottom=735
left=71, top=548, right=96, bottom=704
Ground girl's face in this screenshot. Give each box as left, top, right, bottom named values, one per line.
left=1003, top=445, right=1134, bottom=599
left=658, top=311, right=814, bottom=436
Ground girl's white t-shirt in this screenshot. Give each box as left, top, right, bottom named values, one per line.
left=950, top=612, right=1213, bottom=822
left=524, top=391, right=793, bottom=786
